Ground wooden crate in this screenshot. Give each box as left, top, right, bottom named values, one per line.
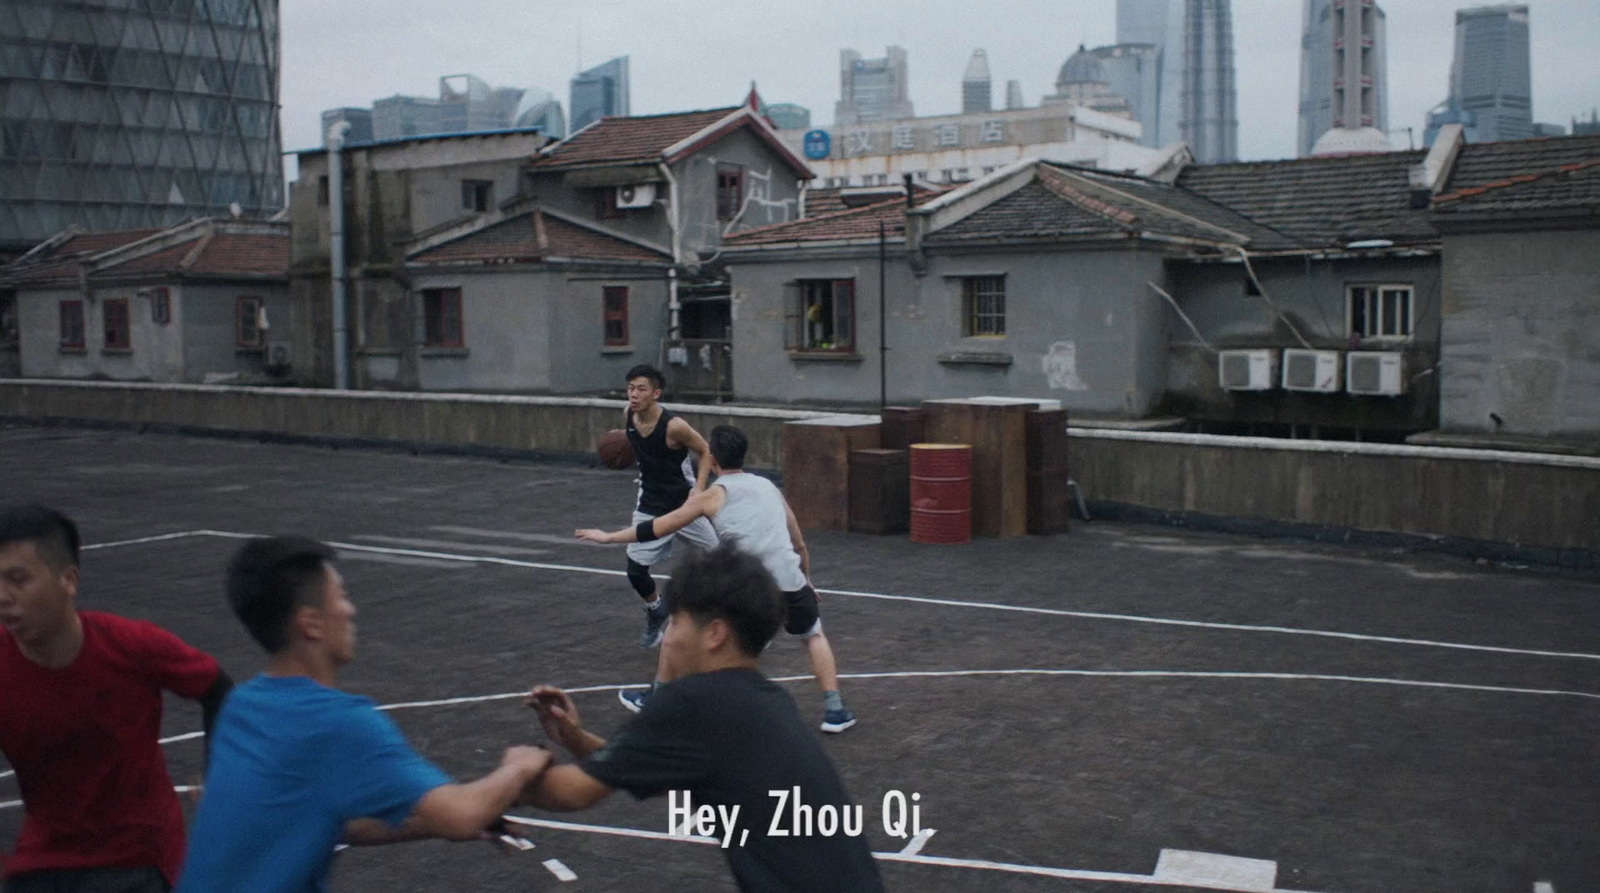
left=781, top=417, right=881, bottom=531
left=1026, top=408, right=1071, bottom=535
left=849, top=448, right=910, bottom=535
left=921, top=399, right=1036, bottom=538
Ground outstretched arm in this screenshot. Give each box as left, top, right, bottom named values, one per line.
left=521, top=686, right=615, bottom=811
left=576, top=488, right=721, bottom=544
left=344, top=746, right=551, bottom=845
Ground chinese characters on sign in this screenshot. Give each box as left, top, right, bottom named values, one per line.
left=891, top=125, right=915, bottom=151
left=846, top=129, right=874, bottom=156
left=935, top=123, right=961, bottom=147
left=981, top=119, right=1007, bottom=143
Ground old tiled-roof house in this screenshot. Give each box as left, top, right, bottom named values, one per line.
left=289, top=98, right=813, bottom=394
left=1427, top=133, right=1600, bottom=441
left=1, top=218, right=289, bottom=383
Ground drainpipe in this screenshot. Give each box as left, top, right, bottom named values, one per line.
left=326, top=120, right=351, bottom=389
left=657, top=162, right=682, bottom=338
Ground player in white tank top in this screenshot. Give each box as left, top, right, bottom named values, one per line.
left=575, top=425, right=858, bottom=733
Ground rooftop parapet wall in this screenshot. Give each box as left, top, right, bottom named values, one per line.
left=1, top=381, right=1593, bottom=566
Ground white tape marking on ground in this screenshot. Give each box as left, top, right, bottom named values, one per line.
left=541, top=858, right=578, bottom=881
left=1154, top=849, right=1277, bottom=892
left=0, top=799, right=18, bottom=810
left=899, top=827, right=937, bottom=855
left=348, top=534, right=553, bottom=558
left=81, top=530, right=1600, bottom=664
left=1534, top=882, right=1555, bottom=893
left=503, top=814, right=717, bottom=845
left=430, top=525, right=607, bottom=547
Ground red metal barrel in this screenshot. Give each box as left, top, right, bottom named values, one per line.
left=909, top=443, right=972, bottom=544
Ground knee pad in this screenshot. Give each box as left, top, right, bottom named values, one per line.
left=626, top=559, right=656, bottom=598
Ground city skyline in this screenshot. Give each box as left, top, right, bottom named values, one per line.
left=280, top=0, right=1599, bottom=175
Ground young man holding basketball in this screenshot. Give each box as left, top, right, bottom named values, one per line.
left=0, top=505, right=233, bottom=893
left=578, top=425, right=857, bottom=732
left=616, top=364, right=717, bottom=648
left=523, top=544, right=884, bottom=892
left=177, top=536, right=551, bottom=892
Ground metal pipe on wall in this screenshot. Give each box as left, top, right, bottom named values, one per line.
left=326, top=121, right=351, bottom=390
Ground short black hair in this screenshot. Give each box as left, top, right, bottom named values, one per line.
left=0, top=504, right=80, bottom=571
left=662, top=543, right=782, bottom=658
left=708, top=425, right=748, bottom=470
left=225, top=536, right=338, bottom=654
left=625, top=364, right=665, bottom=390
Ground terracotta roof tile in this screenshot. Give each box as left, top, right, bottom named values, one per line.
left=527, top=108, right=739, bottom=169
left=1, top=222, right=287, bottom=286
left=409, top=211, right=669, bottom=265
left=722, top=197, right=919, bottom=246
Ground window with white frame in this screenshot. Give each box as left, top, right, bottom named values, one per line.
left=1347, top=284, right=1413, bottom=340
left=787, top=279, right=855, bottom=352
left=961, top=276, right=1006, bottom=337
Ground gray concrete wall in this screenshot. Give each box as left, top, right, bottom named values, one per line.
left=1438, top=229, right=1600, bottom=438
left=403, top=268, right=554, bottom=392
left=1070, top=428, right=1600, bottom=557
left=728, top=242, right=1170, bottom=414
left=179, top=283, right=292, bottom=381
left=670, top=127, right=803, bottom=257
left=522, top=171, right=674, bottom=251
left=2, top=379, right=1593, bottom=562
left=1165, top=254, right=1442, bottom=431
left=17, top=286, right=185, bottom=381
left=546, top=273, right=671, bottom=394
left=0, top=380, right=832, bottom=472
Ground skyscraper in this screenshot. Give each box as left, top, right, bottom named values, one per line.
left=0, top=0, right=284, bottom=255
left=1091, top=44, right=1165, bottom=148
left=1179, top=0, right=1239, bottom=163
left=835, top=47, right=915, bottom=126
left=1428, top=5, right=1531, bottom=145
left=1298, top=0, right=1389, bottom=157
left=1117, top=0, right=1184, bottom=147
left=962, top=50, right=992, bottom=115
left=570, top=56, right=631, bottom=132
left=1005, top=80, right=1026, bottom=111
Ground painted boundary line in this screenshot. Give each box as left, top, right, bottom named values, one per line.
left=503, top=815, right=1326, bottom=893
left=80, top=529, right=1600, bottom=664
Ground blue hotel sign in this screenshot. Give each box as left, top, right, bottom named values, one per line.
left=802, top=129, right=832, bottom=160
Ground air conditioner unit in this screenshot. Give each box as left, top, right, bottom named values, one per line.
left=1346, top=351, right=1406, bottom=395
left=1218, top=349, right=1278, bottom=391
left=615, top=183, right=656, bottom=209
left=265, top=340, right=293, bottom=369
left=1281, top=349, right=1341, bottom=392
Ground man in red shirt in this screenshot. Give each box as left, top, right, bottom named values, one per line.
left=0, top=505, right=233, bottom=893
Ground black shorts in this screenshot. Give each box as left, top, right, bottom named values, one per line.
left=4, top=866, right=169, bottom=893
left=783, top=584, right=822, bottom=637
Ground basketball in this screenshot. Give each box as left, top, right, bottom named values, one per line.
left=597, top=429, right=635, bottom=469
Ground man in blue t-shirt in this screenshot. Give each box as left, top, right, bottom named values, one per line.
left=178, top=537, right=551, bottom=893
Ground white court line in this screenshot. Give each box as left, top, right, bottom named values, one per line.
left=542, top=858, right=578, bottom=881
left=900, top=827, right=937, bottom=855
left=80, top=529, right=1600, bottom=663
left=504, top=814, right=1325, bottom=893
left=81, top=530, right=220, bottom=551
left=1535, top=882, right=1556, bottom=893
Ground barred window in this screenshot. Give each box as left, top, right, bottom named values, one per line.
left=1348, top=284, right=1412, bottom=340
left=961, top=276, right=1005, bottom=337
left=103, top=298, right=131, bottom=350
left=602, top=286, right=629, bottom=346
left=787, top=280, right=855, bottom=352
left=423, top=288, right=464, bottom=347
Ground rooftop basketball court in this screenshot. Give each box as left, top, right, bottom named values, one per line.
left=2, top=424, right=1596, bottom=892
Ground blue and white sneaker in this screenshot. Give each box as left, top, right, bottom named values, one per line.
left=618, top=687, right=650, bottom=713
left=820, top=708, right=857, bottom=733
left=639, top=602, right=669, bottom=648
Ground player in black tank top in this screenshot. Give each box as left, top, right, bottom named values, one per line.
left=608, top=366, right=715, bottom=649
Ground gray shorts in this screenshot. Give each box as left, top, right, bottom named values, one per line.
left=625, top=510, right=718, bottom=566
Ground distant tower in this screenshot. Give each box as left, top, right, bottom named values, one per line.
left=962, top=50, right=992, bottom=114
left=1091, top=44, right=1165, bottom=148
left=1117, top=0, right=1185, bottom=146
left=835, top=46, right=915, bottom=125
left=1005, top=80, right=1025, bottom=110
left=1179, top=0, right=1239, bottom=163
left=1431, top=5, right=1532, bottom=144
left=570, top=56, right=630, bottom=131
left=1299, top=0, right=1388, bottom=157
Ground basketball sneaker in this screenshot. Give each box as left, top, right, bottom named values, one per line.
left=820, top=708, right=857, bottom=733
left=618, top=688, right=650, bottom=713
left=639, top=601, right=669, bottom=648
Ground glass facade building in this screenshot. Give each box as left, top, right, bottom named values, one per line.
left=569, top=56, right=629, bottom=133
left=0, top=0, right=283, bottom=255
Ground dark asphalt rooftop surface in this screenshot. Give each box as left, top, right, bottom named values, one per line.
left=2, top=424, right=1597, bottom=893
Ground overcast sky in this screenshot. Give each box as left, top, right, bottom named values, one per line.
left=281, top=0, right=1600, bottom=175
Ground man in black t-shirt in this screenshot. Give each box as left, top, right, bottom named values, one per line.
left=523, top=544, right=884, bottom=893
left=616, top=364, right=716, bottom=651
